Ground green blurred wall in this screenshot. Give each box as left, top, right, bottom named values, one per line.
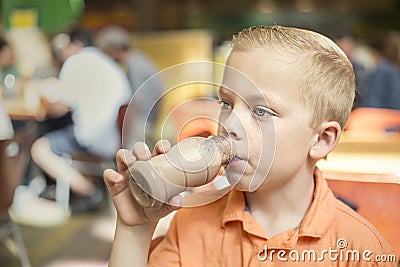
left=1, top=0, right=84, bottom=33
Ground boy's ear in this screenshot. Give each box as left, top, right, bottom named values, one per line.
left=309, top=121, right=341, bottom=160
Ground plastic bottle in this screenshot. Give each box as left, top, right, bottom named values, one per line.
left=128, top=134, right=235, bottom=208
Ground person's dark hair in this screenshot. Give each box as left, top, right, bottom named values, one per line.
left=332, top=27, right=356, bottom=42
left=67, top=26, right=94, bottom=47
left=366, top=30, right=387, bottom=54
left=0, top=37, right=9, bottom=51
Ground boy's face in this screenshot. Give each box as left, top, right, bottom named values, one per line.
left=219, top=48, right=317, bottom=192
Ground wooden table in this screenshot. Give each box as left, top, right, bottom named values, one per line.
left=2, top=89, right=46, bottom=121
left=317, top=132, right=400, bottom=184
left=318, top=132, right=400, bottom=259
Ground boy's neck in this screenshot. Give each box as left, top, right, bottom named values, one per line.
left=244, top=167, right=315, bottom=238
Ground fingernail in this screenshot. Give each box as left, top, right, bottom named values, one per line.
left=145, top=148, right=152, bottom=158
left=115, top=173, right=123, bottom=182
left=124, top=151, right=136, bottom=165
left=162, top=140, right=171, bottom=151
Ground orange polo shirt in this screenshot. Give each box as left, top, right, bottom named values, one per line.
left=148, top=169, right=396, bottom=266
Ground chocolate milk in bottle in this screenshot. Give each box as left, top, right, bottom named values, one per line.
left=128, top=134, right=234, bottom=208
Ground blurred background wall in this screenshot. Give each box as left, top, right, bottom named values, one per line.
left=2, top=0, right=399, bottom=90
left=1, top=0, right=399, bottom=39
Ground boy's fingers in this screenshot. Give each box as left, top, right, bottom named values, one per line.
left=103, top=168, right=123, bottom=186
left=148, top=199, right=181, bottom=221
left=132, top=142, right=152, bottom=161
left=152, top=139, right=171, bottom=157
left=116, top=149, right=136, bottom=172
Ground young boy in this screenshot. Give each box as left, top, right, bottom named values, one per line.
left=103, top=25, right=396, bottom=266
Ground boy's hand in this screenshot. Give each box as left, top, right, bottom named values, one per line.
left=103, top=140, right=181, bottom=228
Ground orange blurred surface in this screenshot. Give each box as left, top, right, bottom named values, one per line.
left=327, top=179, right=400, bottom=259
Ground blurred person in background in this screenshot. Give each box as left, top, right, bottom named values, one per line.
left=333, top=29, right=368, bottom=109
left=385, top=31, right=400, bottom=70
left=0, top=36, right=23, bottom=132
left=357, top=31, right=400, bottom=110
left=0, top=37, right=19, bottom=85
left=34, top=33, right=74, bottom=135
left=95, top=25, right=164, bottom=146
left=0, top=35, right=38, bottom=183
left=30, top=26, right=131, bottom=213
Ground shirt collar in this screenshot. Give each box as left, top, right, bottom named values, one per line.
left=221, top=189, right=245, bottom=228
left=298, top=168, right=336, bottom=238
left=221, top=168, right=336, bottom=239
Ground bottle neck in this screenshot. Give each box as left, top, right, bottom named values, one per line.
left=209, top=134, right=235, bottom=166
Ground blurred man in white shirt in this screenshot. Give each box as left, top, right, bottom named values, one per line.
left=31, top=27, right=131, bottom=213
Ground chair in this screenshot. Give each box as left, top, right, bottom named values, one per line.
left=1, top=131, right=32, bottom=267
left=70, top=103, right=128, bottom=172
left=345, top=107, right=400, bottom=133
left=59, top=103, right=129, bottom=216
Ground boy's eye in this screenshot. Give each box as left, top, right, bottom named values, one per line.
left=253, top=106, right=274, bottom=117
left=218, top=100, right=232, bottom=110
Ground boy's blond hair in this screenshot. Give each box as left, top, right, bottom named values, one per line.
left=232, top=25, right=355, bottom=129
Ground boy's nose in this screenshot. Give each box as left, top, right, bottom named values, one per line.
left=219, top=109, right=247, bottom=141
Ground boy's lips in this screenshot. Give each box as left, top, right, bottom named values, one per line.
left=229, top=156, right=247, bottom=166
